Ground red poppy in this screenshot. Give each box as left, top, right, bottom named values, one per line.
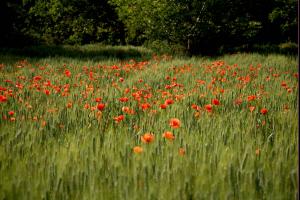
left=119, top=97, right=129, bottom=102
left=260, top=108, right=268, bottom=115
left=97, top=103, right=105, bottom=111
left=212, top=99, right=220, bottom=105
left=162, top=131, right=175, bottom=140
left=169, top=118, right=181, bottom=128
left=0, top=95, right=7, bottom=102
left=165, top=99, right=174, bottom=105
left=204, top=104, right=213, bottom=112
left=191, top=104, right=200, bottom=111
left=8, top=111, right=14, bottom=116
left=44, top=89, right=50, bottom=95
left=133, top=146, right=143, bottom=154
left=160, top=104, right=167, bottom=109
left=141, top=103, right=151, bottom=110
left=247, top=95, right=256, bottom=101
left=114, top=115, right=124, bottom=123
left=95, top=97, right=102, bottom=102
left=65, top=69, right=71, bottom=77
left=141, top=133, right=155, bottom=143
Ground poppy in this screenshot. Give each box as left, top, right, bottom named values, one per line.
left=255, top=148, right=260, bottom=156
left=114, top=115, right=124, bottom=123
left=65, top=69, right=71, bottom=77
left=141, top=103, right=151, bottom=110
left=169, top=118, right=181, bottom=128
left=160, top=104, right=167, bottom=109
left=179, top=148, right=185, bottom=156
left=141, top=133, right=155, bottom=143
left=95, top=97, right=102, bottom=102
left=191, top=104, right=200, bottom=111
left=119, top=97, right=129, bottom=102
left=165, top=99, right=174, bottom=105
left=44, top=89, right=50, bottom=95
left=133, top=146, right=143, bottom=154
left=260, top=108, right=268, bottom=115
left=97, top=103, right=105, bottom=111
left=8, top=111, right=14, bottom=116
left=204, top=104, right=213, bottom=112
left=162, top=131, right=175, bottom=140
left=249, top=106, right=255, bottom=112
left=212, top=99, right=220, bottom=105
left=0, top=95, right=7, bottom=102
left=247, top=95, right=256, bottom=101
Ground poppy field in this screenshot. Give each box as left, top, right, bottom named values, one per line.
left=0, top=46, right=298, bottom=199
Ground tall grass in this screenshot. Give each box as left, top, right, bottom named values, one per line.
left=0, top=44, right=298, bottom=199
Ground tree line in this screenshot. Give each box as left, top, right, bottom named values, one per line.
left=0, top=0, right=297, bottom=54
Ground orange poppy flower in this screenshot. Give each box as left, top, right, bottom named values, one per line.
left=179, top=148, right=185, bottom=156
left=162, top=131, right=175, bottom=140
left=133, top=146, right=143, bottom=154
left=249, top=106, right=255, bottom=112
left=255, top=148, right=260, bottom=156
left=141, top=133, right=155, bottom=143
left=169, top=118, right=181, bottom=128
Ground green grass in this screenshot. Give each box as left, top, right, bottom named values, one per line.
left=0, top=44, right=298, bottom=200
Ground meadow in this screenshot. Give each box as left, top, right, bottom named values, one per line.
left=0, top=45, right=298, bottom=200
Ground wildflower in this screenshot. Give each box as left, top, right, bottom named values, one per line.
left=97, top=103, right=105, bottom=111
left=65, top=69, right=71, bottom=77
left=260, top=108, right=268, bottom=115
left=0, top=95, right=7, bottom=102
left=160, top=104, right=167, bottom=109
left=191, top=104, right=200, bottom=111
left=165, top=99, right=174, bottom=105
left=66, top=102, right=72, bottom=108
left=8, top=111, right=14, bottom=116
left=255, top=148, right=260, bottom=156
left=169, top=118, right=181, bottom=128
left=204, top=104, right=213, bottom=112
left=247, top=95, right=256, bottom=101
left=95, top=97, right=102, bottom=102
left=141, top=103, right=151, bottom=110
left=133, top=146, right=143, bottom=154
left=162, top=131, right=175, bottom=140
left=249, top=106, right=255, bottom=112
left=114, top=115, right=124, bottom=123
left=141, top=133, right=155, bottom=143
left=44, top=89, right=50, bottom=95
left=212, top=98, right=220, bottom=105
left=84, top=103, right=90, bottom=109
left=119, top=97, right=129, bottom=102
left=179, top=148, right=185, bottom=156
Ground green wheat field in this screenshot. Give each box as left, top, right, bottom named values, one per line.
left=0, top=45, right=298, bottom=200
